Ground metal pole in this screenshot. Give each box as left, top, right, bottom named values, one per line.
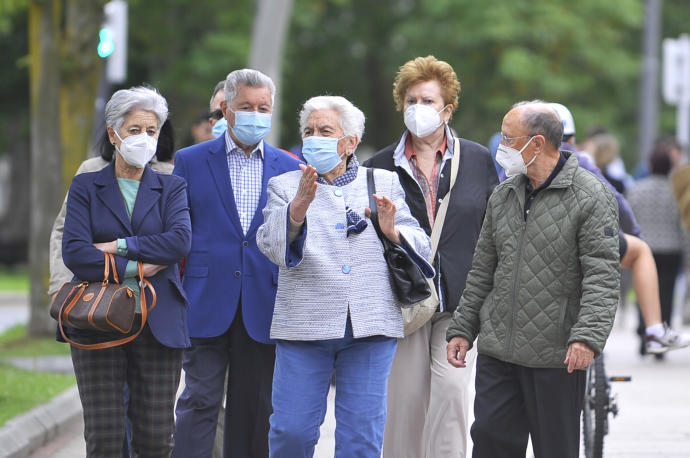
left=678, top=34, right=690, bottom=149
left=248, top=0, right=294, bottom=147
left=679, top=102, right=690, bottom=148
left=638, top=0, right=663, bottom=165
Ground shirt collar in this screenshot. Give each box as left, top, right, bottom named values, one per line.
left=394, top=124, right=455, bottom=169
left=526, top=151, right=567, bottom=194
left=224, top=129, right=264, bottom=159
left=404, top=134, right=447, bottom=161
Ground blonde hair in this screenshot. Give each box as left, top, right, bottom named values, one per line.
left=591, top=133, right=620, bottom=170
left=392, top=55, right=461, bottom=113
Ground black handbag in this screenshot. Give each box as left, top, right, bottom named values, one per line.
left=367, top=168, right=432, bottom=306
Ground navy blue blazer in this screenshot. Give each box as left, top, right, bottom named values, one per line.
left=62, top=162, right=192, bottom=348
left=173, top=136, right=302, bottom=344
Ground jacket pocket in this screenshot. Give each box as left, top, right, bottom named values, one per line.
left=185, top=251, right=208, bottom=278
left=184, top=266, right=208, bottom=277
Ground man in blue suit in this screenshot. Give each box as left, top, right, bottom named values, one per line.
left=172, top=69, right=301, bottom=458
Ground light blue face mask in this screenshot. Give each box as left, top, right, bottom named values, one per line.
left=211, top=118, right=228, bottom=139
left=230, top=110, right=272, bottom=146
left=302, top=136, right=345, bottom=174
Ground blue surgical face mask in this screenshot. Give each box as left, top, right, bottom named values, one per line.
left=230, top=110, right=272, bottom=146
left=302, top=136, right=346, bottom=174
left=211, top=118, right=227, bottom=139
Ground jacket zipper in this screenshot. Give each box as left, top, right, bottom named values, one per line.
left=505, top=191, right=531, bottom=360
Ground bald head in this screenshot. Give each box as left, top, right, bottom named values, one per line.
left=507, top=100, right=564, bottom=152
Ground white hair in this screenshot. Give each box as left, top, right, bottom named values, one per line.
left=299, top=95, right=365, bottom=142
left=224, top=69, right=275, bottom=106
left=105, top=86, right=168, bottom=131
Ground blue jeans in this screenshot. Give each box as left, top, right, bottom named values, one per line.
left=269, top=318, right=397, bottom=458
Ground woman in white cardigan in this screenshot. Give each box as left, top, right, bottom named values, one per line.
left=257, top=95, right=432, bottom=458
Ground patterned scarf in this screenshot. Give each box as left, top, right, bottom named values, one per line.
left=317, top=155, right=368, bottom=237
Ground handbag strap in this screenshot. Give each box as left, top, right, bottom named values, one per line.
left=58, top=254, right=158, bottom=350
left=428, top=138, right=460, bottom=260
left=366, top=168, right=384, bottom=239
left=108, top=253, right=119, bottom=284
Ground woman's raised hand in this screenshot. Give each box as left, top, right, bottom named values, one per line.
left=369, top=194, right=400, bottom=244
left=289, top=164, right=318, bottom=223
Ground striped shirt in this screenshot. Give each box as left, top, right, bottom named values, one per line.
left=225, top=131, right=264, bottom=234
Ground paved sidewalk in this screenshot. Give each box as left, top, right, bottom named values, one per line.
left=3, top=292, right=690, bottom=457
left=0, top=292, right=28, bottom=334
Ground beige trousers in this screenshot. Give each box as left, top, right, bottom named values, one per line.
left=383, top=312, right=477, bottom=458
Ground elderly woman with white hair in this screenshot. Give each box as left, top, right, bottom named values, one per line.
left=60, top=86, right=191, bottom=457
left=257, top=95, right=432, bottom=457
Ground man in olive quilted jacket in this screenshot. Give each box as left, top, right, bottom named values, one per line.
left=446, top=100, right=620, bottom=458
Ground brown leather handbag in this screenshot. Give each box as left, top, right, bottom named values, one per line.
left=50, top=252, right=157, bottom=350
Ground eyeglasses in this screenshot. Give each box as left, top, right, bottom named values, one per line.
left=500, top=134, right=532, bottom=147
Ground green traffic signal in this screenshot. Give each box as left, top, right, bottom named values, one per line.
left=97, top=28, right=115, bottom=58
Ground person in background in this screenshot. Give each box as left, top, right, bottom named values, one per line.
left=61, top=86, right=191, bottom=458
left=172, top=69, right=301, bottom=458
left=209, top=80, right=227, bottom=138
left=589, top=132, right=632, bottom=194
left=447, top=100, right=620, bottom=458
left=487, top=131, right=507, bottom=181
left=190, top=110, right=215, bottom=144
left=364, top=55, right=498, bottom=458
left=551, top=102, right=690, bottom=355
left=628, top=138, right=690, bottom=358
left=257, top=95, right=432, bottom=457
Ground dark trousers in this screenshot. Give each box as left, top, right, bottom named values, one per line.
left=638, top=252, right=682, bottom=337
left=471, top=354, right=585, bottom=458
left=70, top=324, right=183, bottom=458
left=173, top=306, right=276, bottom=458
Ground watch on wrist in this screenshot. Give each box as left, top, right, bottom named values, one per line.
left=116, top=238, right=127, bottom=257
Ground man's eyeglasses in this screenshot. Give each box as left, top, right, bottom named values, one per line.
left=500, top=134, right=532, bottom=146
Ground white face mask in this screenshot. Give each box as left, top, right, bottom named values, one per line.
left=496, top=136, right=537, bottom=177
left=404, top=104, right=446, bottom=138
left=114, top=130, right=158, bottom=169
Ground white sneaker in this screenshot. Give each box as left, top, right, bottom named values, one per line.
left=646, top=325, right=690, bottom=355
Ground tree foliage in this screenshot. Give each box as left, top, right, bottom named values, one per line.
left=281, top=0, right=645, bottom=162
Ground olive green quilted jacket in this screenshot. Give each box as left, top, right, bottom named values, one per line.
left=446, top=153, right=620, bottom=368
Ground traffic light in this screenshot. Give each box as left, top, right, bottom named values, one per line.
left=97, top=28, right=115, bottom=58
left=98, top=0, right=128, bottom=83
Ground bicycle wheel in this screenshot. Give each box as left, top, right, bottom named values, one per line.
left=582, top=356, right=608, bottom=458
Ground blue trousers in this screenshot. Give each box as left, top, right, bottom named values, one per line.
left=269, top=318, right=397, bottom=458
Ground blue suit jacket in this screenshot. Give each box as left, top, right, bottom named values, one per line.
left=173, top=136, right=302, bottom=343
left=62, top=162, right=192, bottom=348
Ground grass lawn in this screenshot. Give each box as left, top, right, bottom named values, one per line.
left=0, top=324, right=70, bottom=357
left=0, top=266, right=29, bottom=292
left=0, top=364, right=75, bottom=427
left=0, top=324, right=75, bottom=427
